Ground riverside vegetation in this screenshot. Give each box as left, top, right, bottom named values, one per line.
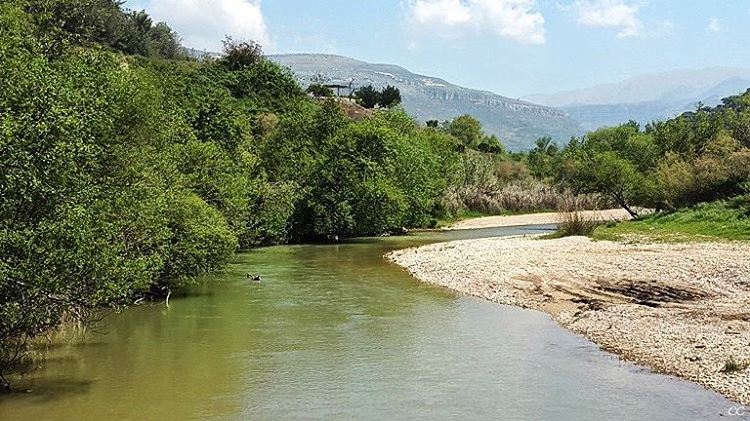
left=3, top=0, right=750, bottom=393
left=0, top=0, right=596, bottom=389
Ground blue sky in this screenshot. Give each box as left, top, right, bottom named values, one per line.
left=125, top=1, right=750, bottom=98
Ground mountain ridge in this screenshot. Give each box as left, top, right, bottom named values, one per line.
left=523, top=66, right=750, bottom=131
left=269, top=53, right=582, bottom=151
left=524, top=66, right=750, bottom=107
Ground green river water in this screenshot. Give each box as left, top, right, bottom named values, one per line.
left=0, top=226, right=743, bottom=420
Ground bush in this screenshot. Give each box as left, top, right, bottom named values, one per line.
left=221, top=36, right=263, bottom=70
left=306, top=83, right=334, bottom=97
left=159, top=192, right=237, bottom=285
left=555, top=199, right=602, bottom=237
left=722, top=357, right=748, bottom=374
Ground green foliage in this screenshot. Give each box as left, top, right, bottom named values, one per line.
left=476, top=134, right=504, bottom=154
left=554, top=94, right=750, bottom=217
left=527, top=136, right=560, bottom=178
left=220, top=36, right=263, bottom=71
left=557, top=123, right=660, bottom=216
left=447, top=115, right=483, bottom=147
left=352, top=85, right=402, bottom=109
left=24, top=0, right=183, bottom=59
left=593, top=198, right=750, bottom=242
left=379, top=85, right=402, bottom=108
left=445, top=115, right=506, bottom=154
left=306, top=83, right=334, bottom=97
left=286, top=109, right=451, bottom=239
left=221, top=59, right=305, bottom=111
left=354, top=84, right=381, bottom=109
left=159, top=192, right=237, bottom=284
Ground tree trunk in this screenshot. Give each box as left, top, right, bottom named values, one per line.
left=611, top=193, right=639, bottom=218
left=0, top=373, right=12, bottom=393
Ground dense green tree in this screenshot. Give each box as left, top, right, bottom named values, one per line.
left=445, top=115, right=506, bottom=154
left=447, top=115, right=483, bottom=147
left=476, top=135, right=505, bottom=154
left=527, top=136, right=559, bottom=178
left=354, top=85, right=381, bottom=109
left=378, top=85, right=402, bottom=108
left=557, top=123, right=659, bottom=216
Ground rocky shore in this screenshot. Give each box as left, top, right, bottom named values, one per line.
left=387, top=234, right=750, bottom=405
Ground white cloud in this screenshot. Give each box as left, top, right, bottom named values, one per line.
left=412, top=0, right=472, bottom=26
left=408, top=0, right=547, bottom=45
left=571, top=0, right=642, bottom=38
left=144, top=0, right=271, bottom=52
left=707, top=18, right=721, bottom=33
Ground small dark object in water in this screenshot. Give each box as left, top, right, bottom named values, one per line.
left=246, top=273, right=262, bottom=282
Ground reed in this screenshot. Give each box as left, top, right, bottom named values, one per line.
left=555, top=197, right=603, bottom=237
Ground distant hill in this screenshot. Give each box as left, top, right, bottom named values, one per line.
left=525, top=67, right=750, bottom=131
left=269, top=54, right=582, bottom=151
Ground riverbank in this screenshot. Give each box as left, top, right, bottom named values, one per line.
left=445, top=208, right=631, bottom=230
left=388, top=234, right=750, bottom=405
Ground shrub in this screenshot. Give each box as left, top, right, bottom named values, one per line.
left=555, top=198, right=603, bottom=237
left=306, top=83, right=334, bottom=97
left=722, top=357, right=748, bottom=374
left=159, top=192, right=237, bottom=285
left=221, top=36, right=263, bottom=70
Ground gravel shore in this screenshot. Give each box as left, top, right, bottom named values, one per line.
left=388, top=235, right=750, bottom=405
left=446, top=209, right=631, bottom=230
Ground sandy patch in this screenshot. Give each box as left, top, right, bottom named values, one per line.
left=446, top=209, right=631, bottom=230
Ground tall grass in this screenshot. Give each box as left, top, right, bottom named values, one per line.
left=443, top=151, right=612, bottom=216
left=444, top=179, right=611, bottom=215
left=555, top=197, right=603, bottom=237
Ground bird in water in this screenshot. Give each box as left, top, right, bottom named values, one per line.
left=246, top=273, right=262, bottom=282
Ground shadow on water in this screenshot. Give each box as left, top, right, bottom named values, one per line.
left=0, top=379, right=93, bottom=404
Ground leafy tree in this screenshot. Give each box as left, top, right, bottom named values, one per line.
left=444, top=115, right=505, bottom=154
left=354, top=84, right=380, bottom=109
left=24, top=0, right=183, bottom=59
left=447, top=115, right=483, bottom=147
left=378, top=85, right=402, bottom=108
left=476, top=135, right=505, bottom=154
left=528, top=136, right=560, bottom=178
left=557, top=124, right=660, bottom=216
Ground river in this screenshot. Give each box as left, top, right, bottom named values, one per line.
left=0, top=226, right=741, bottom=420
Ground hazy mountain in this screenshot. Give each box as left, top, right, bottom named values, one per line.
left=525, top=67, right=750, bottom=131
left=269, top=54, right=582, bottom=151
